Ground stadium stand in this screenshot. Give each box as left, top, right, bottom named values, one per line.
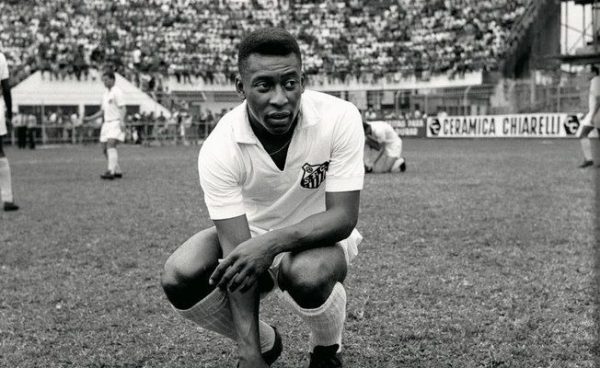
left=1, top=0, right=530, bottom=92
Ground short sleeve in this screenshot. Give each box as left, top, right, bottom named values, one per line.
left=198, top=140, right=246, bottom=220
left=0, top=54, right=9, bottom=80
left=326, top=105, right=365, bottom=192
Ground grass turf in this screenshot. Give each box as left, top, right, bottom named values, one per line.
left=0, top=139, right=597, bottom=367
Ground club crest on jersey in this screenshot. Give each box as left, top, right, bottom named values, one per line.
left=300, top=161, right=329, bottom=189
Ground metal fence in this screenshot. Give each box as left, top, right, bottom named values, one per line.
left=398, top=77, right=587, bottom=118
left=4, top=75, right=591, bottom=146
left=4, top=120, right=216, bottom=147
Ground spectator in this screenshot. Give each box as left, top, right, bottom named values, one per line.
left=71, top=112, right=83, bottom=144
left=13, top=111, right=27, bottom=149
left=0, top=0, right=528, bottom=87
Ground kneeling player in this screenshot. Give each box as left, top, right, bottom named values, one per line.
left=363, top=120, right=406, bottom=173
left=578, top=65, right=600, bottom=168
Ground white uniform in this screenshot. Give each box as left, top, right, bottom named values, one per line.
left=582, top=75, right=600, bottom=128
left=367, top=120, right=403, bottom=158
left=99, top=85, right=125, bottom=142
left=198, top=89, right=364, bottom=266
left=0, top=52, right=9, bottom=136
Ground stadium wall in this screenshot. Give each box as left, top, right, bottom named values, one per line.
left=503, top=0, right=561, bottom=78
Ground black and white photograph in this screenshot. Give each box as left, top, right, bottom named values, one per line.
left=0, top=0, right=597, bottom=367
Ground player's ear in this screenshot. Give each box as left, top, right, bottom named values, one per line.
left=235, top=75, right=245, bottom=100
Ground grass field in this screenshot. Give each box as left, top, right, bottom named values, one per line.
left=0, top=139, right=597, bottom=368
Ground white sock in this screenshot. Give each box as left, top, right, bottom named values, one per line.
left=176, top=288, right=275, bottom=353
left=581, top=138, right=593, bottom=161
left=107, top=148, right=118, bottom=173
left=279, top=282, right=346, bottom=351
left=0, top=157, right=14, bottom=203
left=391, top=157, right=405, bottom=172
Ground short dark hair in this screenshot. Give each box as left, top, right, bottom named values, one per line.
left=102, top=70, right=116, bottom=80
left=237, top=28, right=302, bottom=75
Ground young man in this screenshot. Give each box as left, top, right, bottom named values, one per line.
left=363, top=120, right=406, bottom=173
left=83, top=71, right=125, bottom=179
left=0, top=50, right=18, bottom=211
left=161, top=28, right=364, bottom=368
left=578, top=64, right=600, bottom=168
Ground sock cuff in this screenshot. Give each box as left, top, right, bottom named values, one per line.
left=280, top=282, right=346, bottom=317
left=176, top=288, right=229, bottom=319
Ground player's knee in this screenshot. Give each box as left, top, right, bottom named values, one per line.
left=161, top=255, right=213, bottom=307
left=279, top=253, right=344, bottom=307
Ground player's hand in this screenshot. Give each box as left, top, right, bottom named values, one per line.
left=209, top=237, right=275, bottom=293
left=5, top=115, right=12, bottom=132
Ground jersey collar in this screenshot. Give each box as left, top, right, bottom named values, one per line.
left=233, top=91, right=320, bottom=144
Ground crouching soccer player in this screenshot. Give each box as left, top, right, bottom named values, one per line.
left=161, top=28, right=364, bottom=368
left=363, top=120, right=406, bottom=173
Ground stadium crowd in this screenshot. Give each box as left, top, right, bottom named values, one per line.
left=1, top=0, right=527, bottom=91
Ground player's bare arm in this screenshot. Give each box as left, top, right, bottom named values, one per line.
left=84, top=109, right=103, bottom=122
left=210, top=190, right=360, bottom=292
left=1, top=78, right=12, bottom=129
left=365, top=134, right=381, bottom=150
left=213, top=215, right=269, bottom=368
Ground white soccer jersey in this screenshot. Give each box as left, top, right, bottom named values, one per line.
left=0, top=52, right=9, bottom=136
left=102, top=85, right=125, bottom=122
left=0, top=52, right=8, bottom=81
left=198, top=89, right=364, bottom=230
left=368, top=120, right=402, bottom=157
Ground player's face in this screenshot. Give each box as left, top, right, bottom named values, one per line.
left=102, top=76, right=115, bottom=89
left=237, top=53, right=304, bottom=136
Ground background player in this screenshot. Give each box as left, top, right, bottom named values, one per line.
left=161, top=28, right=364, bottom=368
left=363, top=120, right=406, bottom=173
left=83, top=71, right=126, bottom=179
left=0, top=49, right=18, bottom=211
left=578, top=64, right=600, bottom=168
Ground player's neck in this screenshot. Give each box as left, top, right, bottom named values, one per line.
left=249, top=115, right=297, bottom=146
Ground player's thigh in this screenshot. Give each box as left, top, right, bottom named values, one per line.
left=278, top=244, right=347, bottom=289
left=163, top=227, right=222, bottom=283
left=106, top=138, right=118, bottom=148
left=579, top=124, right=595, bottom=138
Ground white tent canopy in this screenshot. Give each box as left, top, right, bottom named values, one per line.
left=12, top=71, right=171, bottom=118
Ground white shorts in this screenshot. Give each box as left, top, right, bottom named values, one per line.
left=581, top=111, right=600, bottom=129
left=248, top=225, right=362, bottom=271
left=384, top=140, right=402, bottom=158
left=99, top=120, right=125, bottom=143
